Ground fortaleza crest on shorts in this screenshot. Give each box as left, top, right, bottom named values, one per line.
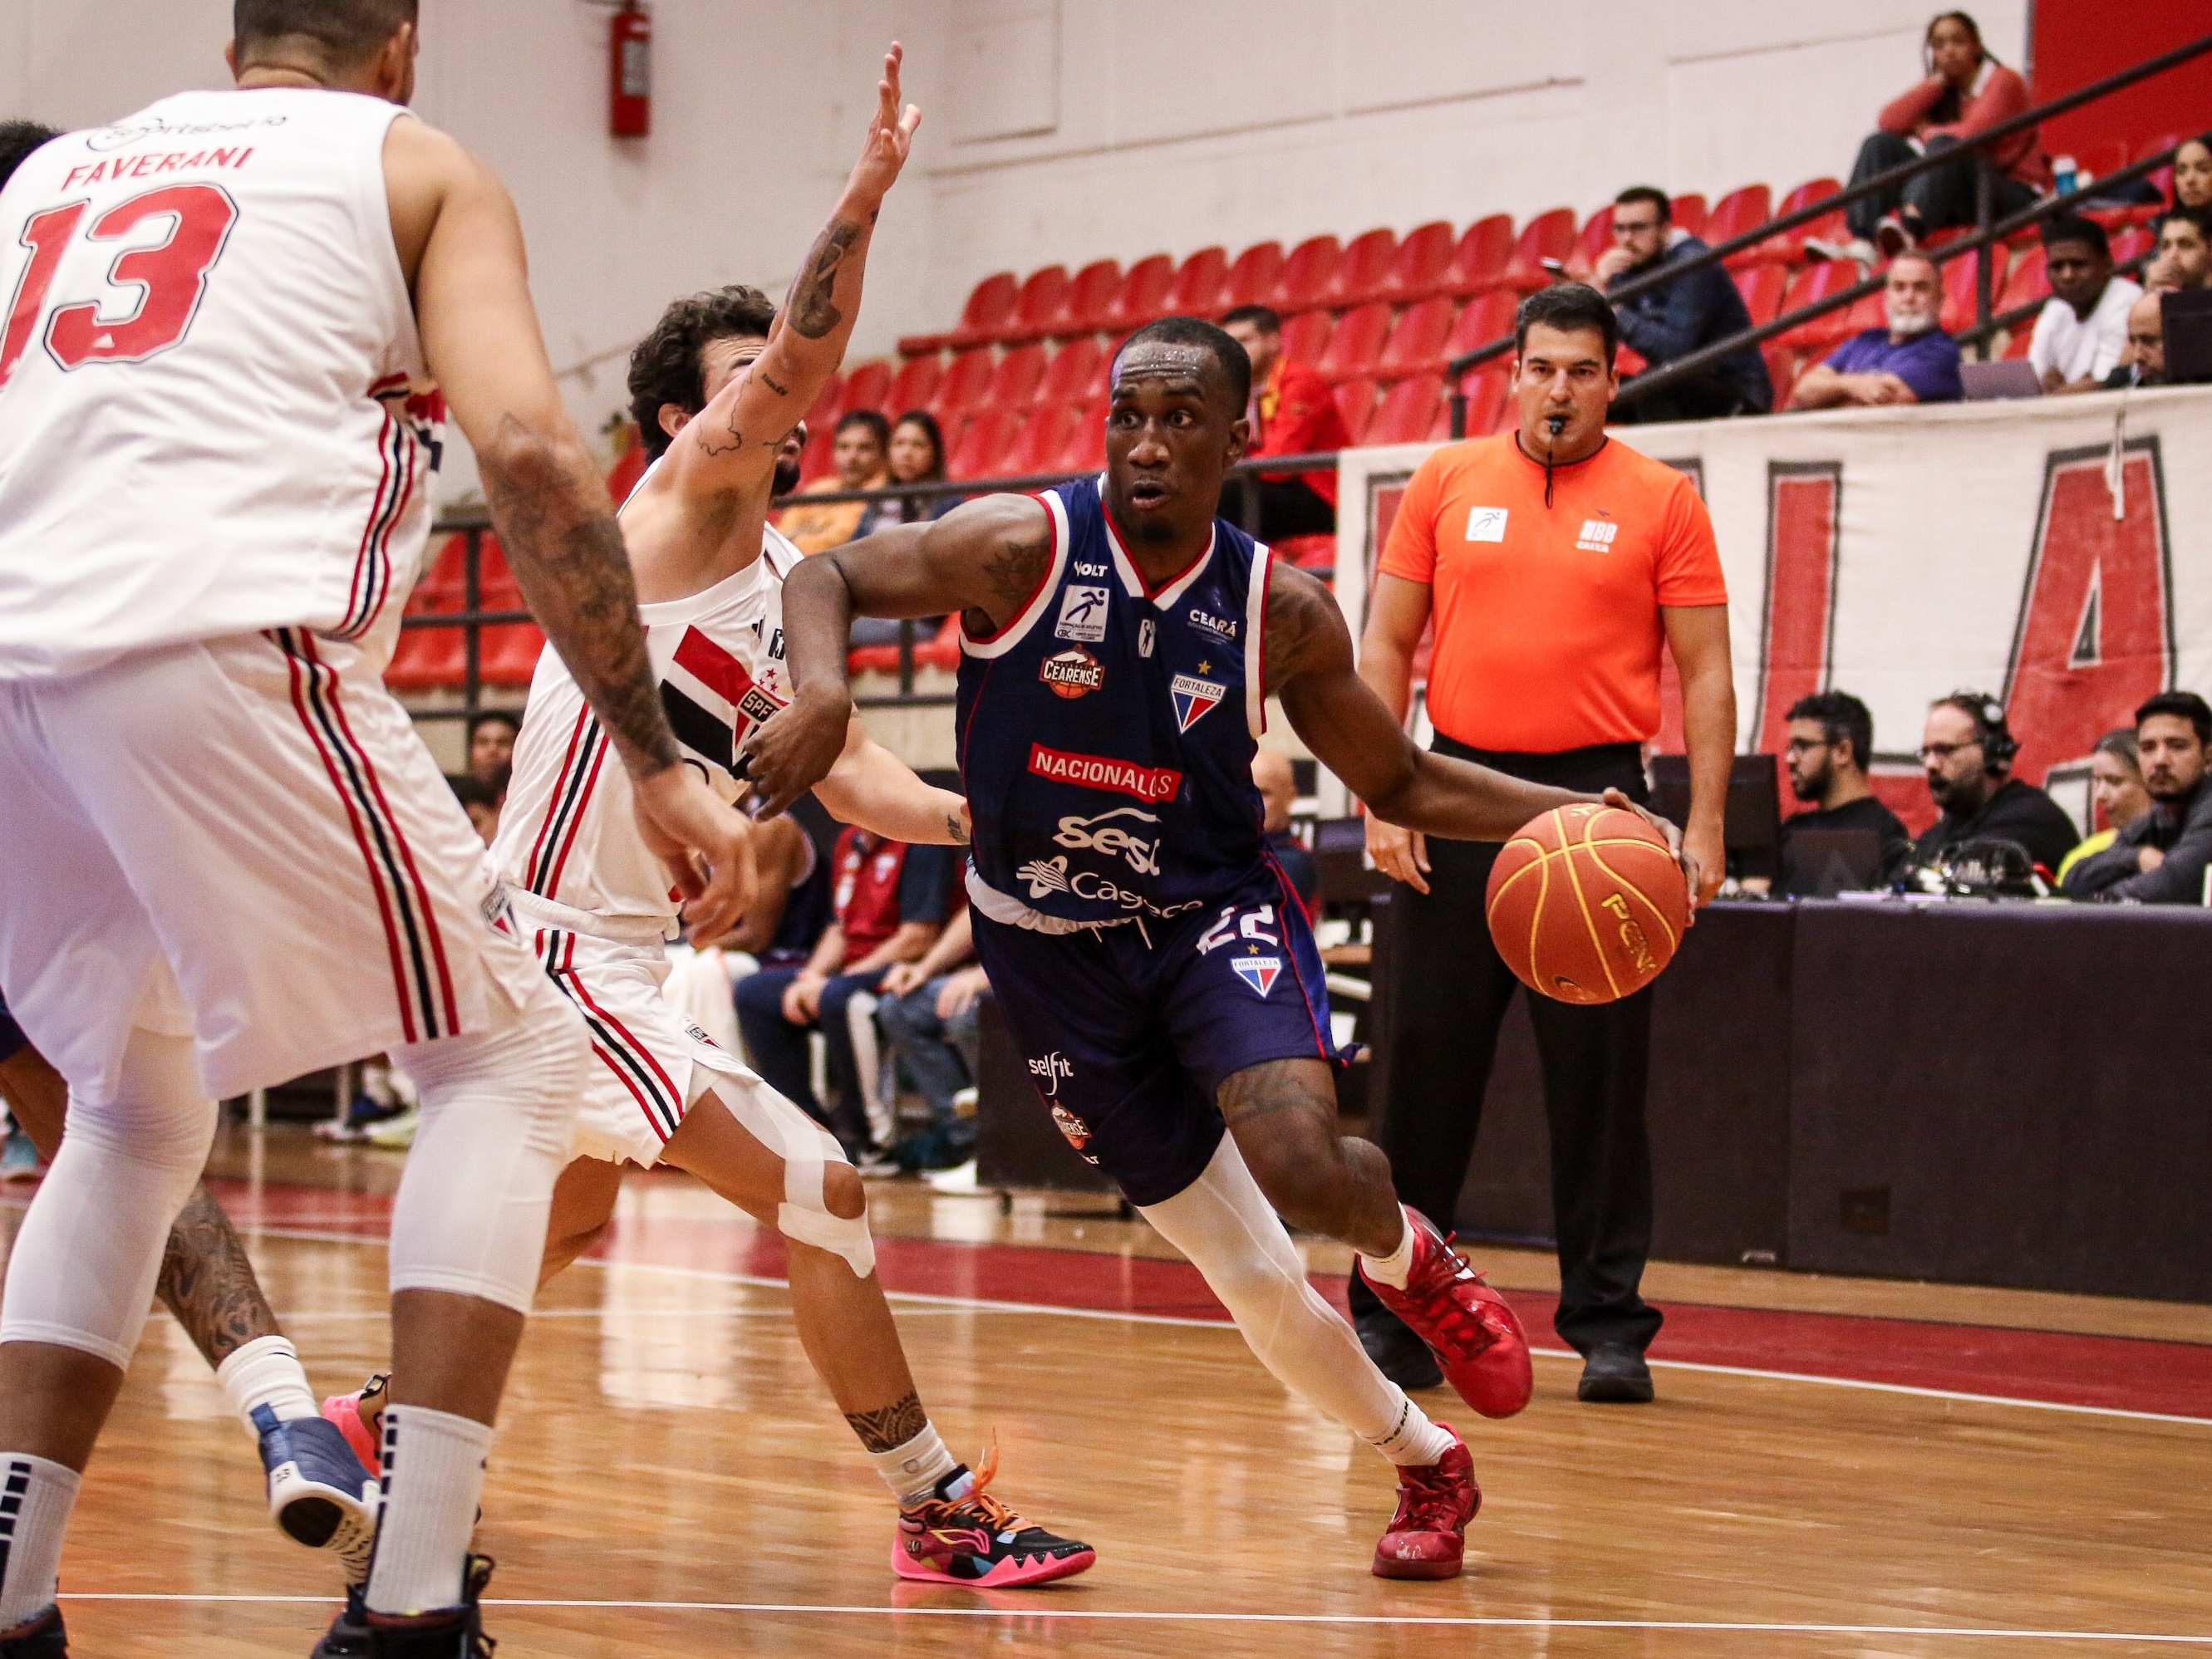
left=1050, top=1102, right=1096, bottom=1159
left=1039, top=646, right=1104, bottom=699
left=1231, top=951, right=1282, bottom=997
left=1170, top=672, right=1226, bottom=733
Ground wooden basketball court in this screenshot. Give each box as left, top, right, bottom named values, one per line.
left=16, top=1127, right=2211, bottom=1657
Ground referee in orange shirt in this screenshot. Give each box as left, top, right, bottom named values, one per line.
left=1353, top=283, right=1735, bottom=1404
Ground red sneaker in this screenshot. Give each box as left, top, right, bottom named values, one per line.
left=1358, top=1207, right=1532, bottom=1420
left=1372, top=1427, right=1478, bottom=1580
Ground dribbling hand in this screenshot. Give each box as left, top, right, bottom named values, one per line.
left=740, top=688, right=853, bottom=820
left=1600, top=788, right=1708, bottom=920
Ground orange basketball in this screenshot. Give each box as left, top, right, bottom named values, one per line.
left=1484, top=803, right=1688, bottom=1004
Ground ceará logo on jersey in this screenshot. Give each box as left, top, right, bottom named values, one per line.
left=1039, top=647, right=1104, bottom=699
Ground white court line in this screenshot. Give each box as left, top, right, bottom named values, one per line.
left=48, top=1594, right=2212, bottom=1641
left=237, top=1224, right=2212, bottom=1430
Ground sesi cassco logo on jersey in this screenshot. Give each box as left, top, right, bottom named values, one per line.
left=1040, top=647, right=1104, bottom=699
left=1052, top=807, right=1162, bottom=873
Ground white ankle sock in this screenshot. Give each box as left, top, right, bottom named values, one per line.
left=216, top=1334, right=320, bottom=1436
left=872, top=1423, right=958, bottom=1509
left=365, top=1406, right=491, bottom=1617
left=0, top=1455, right=79, bottom=1628
left=1366, top=1394, right=1456, bottom=1467
left=1359, top=1209, right=1416, bottom=1291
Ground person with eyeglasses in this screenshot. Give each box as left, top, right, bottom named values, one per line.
left=1776, top=691, right=1911, bottom=886
left=1595, top=185, right=1772, bottom=425
left=1910, top=692, right=2079, bottom=875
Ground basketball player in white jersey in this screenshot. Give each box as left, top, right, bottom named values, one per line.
left=321, top=54, right=1095, bottom=1605
left=0, top=3, right=754, bottom=1653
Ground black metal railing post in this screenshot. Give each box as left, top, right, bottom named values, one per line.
left=897, top=617, right=916, bottom=696
left=461, top=527, right=482, bottom=718
left=1974, top=163, right=1994, bottom=360
left=1449, top=384, right=1468, bottom=439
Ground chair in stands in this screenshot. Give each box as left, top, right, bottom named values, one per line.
left=1735, top=264, right=1789, bottom=329
left=1440, top=214, right=1516, bottom=297
left=1435, top=289, right=1518, bottom=374
left=1938, top=248, right=2013, bottom=333
left=1053, top=405, right=1108, bottom=473
left=848, top=614, right=965, bottom=678
left=981, top=342, right=1049, bottom=411
left=1334, top=377, right=1379, bottom=445
left=1703, top=184, right=1773, bottom=268
left=1375, top=219, right=1456, bottom=305
left=838, top=359, right=896, bottom=422
left=881, top=353, right=941, bottom=419
left=1570, top=204, right=1614, bottom=278
left=1996, top=246, right=2049, bottom=314
left=2111, top=225, right=2153, bottom=270
left=1278, top=309, right=1334, bottom=368
left=1222, top=241, right=1287, bottom=312
left=1054, top=258, right=1123, bottom=338
left=1271, top=234, right=1343, bottom=314
left=797, top=419, right=838, bottom=483
left=1757, top=179, right=1843, bottom=266
left=1035, top=337, right=1106, bottom=412
left=1764, top=344, right=1802, bottom=410
left=902, top=271, right=1016, bottom=356
left=1323, top=228, right=1398, bottom=309
left=1008, top=400, right=1085, bottom=476
left=928, top=348, right=999, bottom=429
left=1163, top=246, right=1230, bottom=317
left=1104, top=253, right=1176, bottom=331
left=1373, top=296, right=1456, bottom=383
left=1669, top=193, right=1708, bottom=241
left=1000, top=266, right=1073, bottom=345
left=1366, top=372, right=1443, bottom=444
left=1774, top=261, right=1864, bottom=351
left=1315, top=302, right=1390, bottom=383
left=948, top=407, right=1027, bottom=480
left=1271, top=533, right=1338, bottom=574
left=1502, top=208, right=1576, bottom=291
left=801, top=369, right=846, bottom=430
left=1454, top=365, right=1511, bottom=438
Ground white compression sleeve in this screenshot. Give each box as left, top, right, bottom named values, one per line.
left=385, top=974, right=587, bottom=1313
left=1139, top=1134, right=1453, bottom=1467
left=0, top=1025, right=214, bottom=1367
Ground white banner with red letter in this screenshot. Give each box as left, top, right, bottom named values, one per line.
left=1331, top=385, right=2212, bottom=832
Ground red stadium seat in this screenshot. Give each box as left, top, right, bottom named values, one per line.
left=1222, top=241, right=1286, bottom=312
left=1703, top=184, right=1773, bottom=268
left=2143, top=132, right=2182, bottom=204
left=948, top=408, right=1028, bottom=479
left=1315, top=302, right=1390, bottom=383
left=1373, top=296, right=1456, bottom=382
left=1334, top=377, right=1379, bottom=445
left=1104, top=253, right=1175, bottom=331
left=1437, top=290, right=1518, bottom=372
left=1271, top=235, right=1342, bottom=313
left=384, top=621, right=465, bottom=692
left=1570, top=205, right=1615, bottom=277
left=1375, top=220, right=1456, bottom=304
left=1278, top=309, right=1334, bottom=368
left=1000, top=266, right=1072, bottom=344
left=1163, top=246, right=1230, bottom=317
left=929, top=348, right=998, bottom=426
left=1938, top=247, right=2012, bottom=333
left=1773, top=261, right=1862, bottom=348
left=1055, top=258, right=1123, bottom=336
left=1766, top=345, right=1803, bottom=410
left=1455, top=366, right=1511, bottom=438
left=2111, top=225, right=2153, bottom=270
left=2001, top=323, right=2033, bottom=359
left=2076, top=138, right=2130, bottom=189
left=1753, top=179, right=1843, bottom=266
left=882, top=353, right=941, bottom=419
left=1502, top=208, right=1575, bottom=291
left=848, top=614, right=966, bottom=678
left=903, top=271, right=1015, bottom=355
left=1272, top=534, right=1337, bottom=572
left=1669, top=193, right=1708, bottom=241
left=837, top=361, right=891, bottom=419
left=606, top=436, right=649, bottom=508
left=1325, top=228, right=1399, bottom=307
left=981, top=342, right=1049, bottom=410
left=801, top=369, right=845, bottom=428
left=1440, top=214, right=1516, bottom=297
left=798, top=418, right=837, bottom=483
left=1008, top=400, right=1084, bottom=475
left=1997, top=246, right=2048, bottom=313
left=1735, top=264, right=1789, bottom=329
left=1054, top=405, right=1108, bottom=473
left=480, top=621, right=547, bottom=687
left=1036, top=337, right=1106, bottom=410
left=1365, top=373, right=1442, bottom=445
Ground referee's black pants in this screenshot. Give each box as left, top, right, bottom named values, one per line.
left=1348, top=738, right=1664, bottom=1357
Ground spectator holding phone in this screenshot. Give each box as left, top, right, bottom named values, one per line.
left=1598, top=187, right=1771, bottom=423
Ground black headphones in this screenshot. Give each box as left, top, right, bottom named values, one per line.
left=1949, top=689, right=2018, bottom=771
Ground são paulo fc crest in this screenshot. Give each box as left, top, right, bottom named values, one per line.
left=1231, top=950, right=1282, bottom=998
left=1170, top=673, right=1226, bottom=733
left=1040, top=646, right=1104, bottom=699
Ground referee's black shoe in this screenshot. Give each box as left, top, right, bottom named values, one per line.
left=0, top=1607, right=64, bottom=1658
left=1577, top=1342, right=1655, bottom=1403
left=1354, top=1302, right=1444, bottom=1391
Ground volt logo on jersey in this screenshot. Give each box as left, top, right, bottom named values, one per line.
left=1055, top=585, right=1109, bottom=643
left=1169, top=674, right=1226, bottom=733
left=1040, top=647, right=1104, bottom=699
left=1231, top=951, right=1283, bottom=998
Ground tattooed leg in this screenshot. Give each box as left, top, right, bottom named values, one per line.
left=845, top=1390, right=927, bottom=1454
left=158, top=1184, right=283, bottom=1366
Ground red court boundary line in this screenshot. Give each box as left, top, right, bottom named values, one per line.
left=191, top=1178, right=2212, bottom=1422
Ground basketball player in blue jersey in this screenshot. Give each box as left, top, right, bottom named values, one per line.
left=749, top=316, right=1685, bottom=1578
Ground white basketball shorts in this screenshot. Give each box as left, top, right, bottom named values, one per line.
left=0, top=628, right=541, bottom=1102
left=527, top=924, right=781, bottom=1170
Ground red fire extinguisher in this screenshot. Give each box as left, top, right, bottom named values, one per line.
left=609, top=2, right=651, bottom=138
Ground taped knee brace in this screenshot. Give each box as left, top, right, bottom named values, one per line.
left=386, top=976, right=587, bottom=1313
left=706, top=1072, right=875, bottom=1279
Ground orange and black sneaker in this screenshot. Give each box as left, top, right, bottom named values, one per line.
left=892, top=1447, right=1095, bottom=1588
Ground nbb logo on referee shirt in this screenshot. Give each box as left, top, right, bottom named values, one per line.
left=1027, top=744, right=1182, bottom=803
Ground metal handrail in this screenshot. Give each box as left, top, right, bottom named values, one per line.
left=1446, top=28, right=2212, bottom=427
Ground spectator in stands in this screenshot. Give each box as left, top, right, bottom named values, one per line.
left=446, top=773, right=501, bottom=847
left=2029, top=218, right=2141, bottom=394
left=874, top=907, right=985, bottom=1175
left=1596, top=187, right=1772, bottom=423
left=2062, top=694, right=2212, bottom=903
left=1790, top=254, right=1963, bottom=409
left=1836, top=12, right=2047, bottom=261
left=2103, top=291, right=2167, bottom=389
left=1251, top=749, right=1319, bottom=916
left=1911, top=691, right=2079, bottom=873
left=2170, top=135, right=2212, bottom=214
left=2144, top=208, right=2211, bottom=293
left=848, top=411, right=959, bottom=649
left=1219, top=304, right=1350, bottom=538
left=1777, top=691, right=1912, bottom=884
left=734, top=827, right=956, bottom=1162
left=778, top=408, right=892, bottom=555
left=466, top=710, right=517, bottom=784
left=2056, top=730, right=2152, bottom=889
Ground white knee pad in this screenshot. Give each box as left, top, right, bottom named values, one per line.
left=707, top=1072, right=875, bottom=1279
left=386, top=974, right=587, bottom=1313
left=0, top=1026, right=214, bottom=1367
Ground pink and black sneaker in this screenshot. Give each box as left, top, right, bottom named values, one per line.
left=321, top=1372, right=386, bottom=1472
left=893, top=1449, right=1094, bottom=1588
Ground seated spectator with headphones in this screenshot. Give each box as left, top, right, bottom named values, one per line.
left=2059, top=692, right=2212, bottom=903
left=1911, top=692, right=2079, bottom=875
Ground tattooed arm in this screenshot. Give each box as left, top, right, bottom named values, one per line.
left=741, top=493, right=1054, bottom=816
left=814, top=716, right=971, bottom=847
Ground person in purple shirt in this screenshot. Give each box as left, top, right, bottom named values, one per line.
left=1790, top=253, right=1964, bottom=410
